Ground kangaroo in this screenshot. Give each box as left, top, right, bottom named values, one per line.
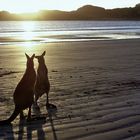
left=34, top=51, right=50, bottom=108
left=0, top=53, right=36, bottom=125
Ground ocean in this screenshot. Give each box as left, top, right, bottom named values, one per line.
left=0, top=21, right=140, bottom=46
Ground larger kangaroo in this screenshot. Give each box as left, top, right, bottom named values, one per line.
left=0, top=53, right=36, bottom=125
left=34, top=51, right=50, bottom=108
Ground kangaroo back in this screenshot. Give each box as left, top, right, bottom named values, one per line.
left=34, top=51, right=50, bottom=107
left=14, top=53, right=36, bottom=107
left=35, top=51, right=50, bottom=97
left=0, top=53, right=36, bottom=124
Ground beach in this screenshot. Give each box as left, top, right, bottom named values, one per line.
left=0, top=39, right=140, bottom=139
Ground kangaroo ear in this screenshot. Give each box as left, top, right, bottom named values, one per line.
left=42, top=51, right=46, bottom=56
left=31, top=54, right=35, bottom=59
left=25, top=53, right=30, bottom=59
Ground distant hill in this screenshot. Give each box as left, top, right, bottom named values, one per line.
left=0, top=4, right=140, bottom=20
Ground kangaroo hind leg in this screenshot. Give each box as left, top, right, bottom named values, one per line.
left=34, top=95, right=40, bottom=110
left=20, top=110, right=25, bottom=120
left=27, top=106, right=32, bottom=122
left=46, top=92, right=49, bottom=106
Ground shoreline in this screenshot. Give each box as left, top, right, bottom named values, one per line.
left=1, top=38, right=140, bottom=46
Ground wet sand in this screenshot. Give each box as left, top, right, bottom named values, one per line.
left=0, top=39, right=140, bottom=139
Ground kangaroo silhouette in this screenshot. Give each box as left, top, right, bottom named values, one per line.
left=34, top=51, right=50, bottom=108
left=0, top=53, right=36, bottom=125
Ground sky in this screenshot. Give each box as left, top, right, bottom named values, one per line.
left=0, top=0, right=139, bottom=13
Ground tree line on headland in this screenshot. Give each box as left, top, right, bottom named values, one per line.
left=0, top=4, right=140, bottom=20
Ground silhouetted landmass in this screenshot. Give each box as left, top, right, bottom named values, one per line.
left=0, top=4, right=140, bottom=20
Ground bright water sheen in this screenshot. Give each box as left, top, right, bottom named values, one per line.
left=0, top=21, right=140, bottom=45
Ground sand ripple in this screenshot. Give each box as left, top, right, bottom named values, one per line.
left=0, top=40, right=140, bottom=139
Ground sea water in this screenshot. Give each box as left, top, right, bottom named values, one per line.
left=0, top=21, right=140, bottom=45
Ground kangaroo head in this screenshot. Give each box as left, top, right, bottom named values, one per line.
left=25, top=53, right=35, bottom=68
left=35, top=51, right=46, bottom=64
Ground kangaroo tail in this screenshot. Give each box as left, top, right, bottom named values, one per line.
left=0, top=107, right=20, bottom=125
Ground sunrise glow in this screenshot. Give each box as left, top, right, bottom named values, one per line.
left=0, top=0, right=43, bottom=13
left=0, top=0, right=139, bottom=13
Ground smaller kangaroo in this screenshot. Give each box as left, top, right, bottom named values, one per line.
left=0, top=53, right=36, bottom=125
left=34, top=51, right=50, bottom=108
